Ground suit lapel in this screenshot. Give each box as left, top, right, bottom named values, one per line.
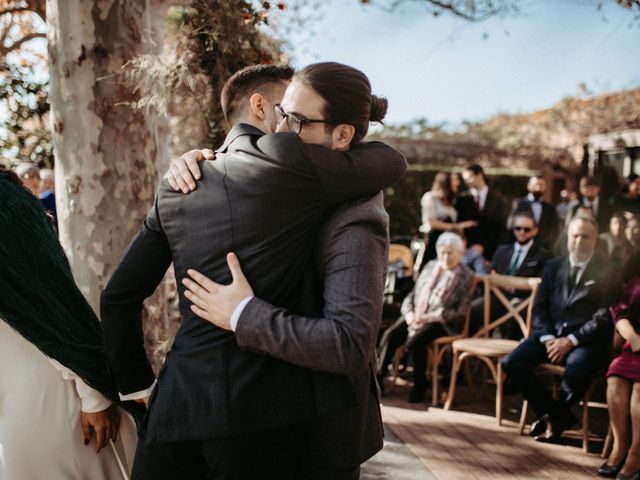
left=568, top=258, right=598, bottom=305
left=560, top=259, right=571, bottom=305
left=516, top=245, right=535, bottom=275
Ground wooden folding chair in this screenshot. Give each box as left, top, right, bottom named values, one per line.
left=517, top=365, right=607, bottom=452
left=427, top=275, right=480, bottom=406
left=444, top=274, right=542, bottom=425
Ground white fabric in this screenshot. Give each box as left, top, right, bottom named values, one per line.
left=526, top=193, right=543, bottom=223
left=539, top=334, right=556, bottom=344
left=510, top=239, right=533, bottom=271
left=420, top=191, right=457, bottom=232
left=471, top=186, right=488, bottom=211
left=568, top=255, right=592, bottom=285
left=119, top=379, right=156, bottom=402
left=0, top=320, right=137, bottom=480
left=230, top=296, right=254, bottom=332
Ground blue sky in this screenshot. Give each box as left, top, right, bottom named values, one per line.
left=274, top=0, right=640, bottom=126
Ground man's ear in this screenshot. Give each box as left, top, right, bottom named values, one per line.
left=331, top=124, right=355, bottom=150
left=249, top=93, right=267, bottom=120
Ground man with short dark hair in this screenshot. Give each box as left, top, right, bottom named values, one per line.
left=102, top=63, right=406, bottom=479
left=508, top=175, right=560, bottom=251
left=567, top=176, right=612, bottom=232
left=457, top=163, right=508, bottom=260
left=501, top=216, right=620, bottom=442
left=469, top=211, right=550, bottom=337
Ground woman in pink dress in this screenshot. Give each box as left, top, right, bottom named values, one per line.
left=599, top=274, right=640, bottom=479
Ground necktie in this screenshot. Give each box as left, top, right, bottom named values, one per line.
left=509, top=248, right=521, bottom=276
left=569, top=265, right=580, bottom=291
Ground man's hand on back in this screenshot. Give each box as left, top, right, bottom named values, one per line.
left=165, top=148, right=212, bottom=193
left=182, top=253, right=254, bottom=331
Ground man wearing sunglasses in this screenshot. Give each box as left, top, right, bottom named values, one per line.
left=102, top=63, right=405, bottom=479
left=469, top=211, right=551, bottom=338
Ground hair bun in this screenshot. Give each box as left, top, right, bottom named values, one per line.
left=370, top=95, right=388, bottom=123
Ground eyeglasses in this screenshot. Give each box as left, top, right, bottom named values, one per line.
left=513, top=226, right=533, bottom=233
left=273, top=104, right=331, bottom=135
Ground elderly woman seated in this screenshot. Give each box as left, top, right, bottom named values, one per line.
left=599, top=275, right=640, bottom=479
left=377, top=232, right=475, bottom=403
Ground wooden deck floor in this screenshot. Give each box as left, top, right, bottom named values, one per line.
left=380, top=380, right=608, bottom=479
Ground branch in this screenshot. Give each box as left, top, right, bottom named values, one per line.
left=0, top=31, right=45, bottom=55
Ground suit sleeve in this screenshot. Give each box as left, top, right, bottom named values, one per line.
left=304, top=141, right=407, bottom=204
left=100, top=197, right=172, bottom=395
left=257, top=133, right=407, bottom=205
left=234, top=203, right=388, bottom=376
left=531, top=262, right=556, bottom=339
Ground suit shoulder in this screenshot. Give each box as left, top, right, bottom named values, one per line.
left=321, top=193, right=388, bottom=236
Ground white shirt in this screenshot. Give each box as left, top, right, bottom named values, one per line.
left=526, top=193, right=543, bottom=224
left=471, top=185, right=489, bottom=211
left=510, top=239, right=533, bottom=272
left=583, top=197, right=599, bottom=218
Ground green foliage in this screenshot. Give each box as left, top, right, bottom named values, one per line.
left=0, top=64, right=52, bottom=168
left=123, top=0, right=283, bottom=148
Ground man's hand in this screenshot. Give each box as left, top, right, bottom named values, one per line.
left=183, top=253, right=254, bottom=330
left=165, top=148, right=213, bottom=194
left=80, top=404, right=121, bottom=453
left=546, top=337, right=573, bottom=364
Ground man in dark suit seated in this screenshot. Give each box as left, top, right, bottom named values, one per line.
left=469, top=211, right=551, bottom=337
left=501, top=216, right=620, bottom=441
left=457, top=164, right=508, bottom=261
left=508, top=175, right=560, bottom=251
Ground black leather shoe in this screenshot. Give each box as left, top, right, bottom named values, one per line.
left=616, top=468, right=640, bottom=480
left=536, top=411, right=578, bottom=442
left=549, top=411, right=578, bottom=438
left=408, top=384, right=426, bottom=403
left=598, top=459, right=625, bottom=478
left=529, top=415, right=549, bottom=437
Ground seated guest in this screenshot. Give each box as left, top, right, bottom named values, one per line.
left=567, top=176, right=613, bottom=232
left=450, top=228, right=491, bottom=274
left=420, top=172, right=476, bottom=263
left=598, top=275, right=640, bottom=479
left=600, top=211, right=632, bottom=267
left=501, top=217, right=620, bottom=441
left=626, top=215, right=640, bottom=257
left=458, top=164, right=508, bottom=260
left=508, top=175, right=561, bottom=251
left=469, top=211, right=551, bottom=337
left=39, top=168, right=57, bottom=230
left=15, top=162, right=40, bottom=196
left=612, top=173, right=640, bottom=217
left=377, top=232, right=475, bottom=403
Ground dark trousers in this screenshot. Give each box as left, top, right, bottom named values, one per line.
left=131, top=423, right=300, bottom=480
left=500, top=337, right=607, bottom=418
left=377, top=317, right=447, bottom=386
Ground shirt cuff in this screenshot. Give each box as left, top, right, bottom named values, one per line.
left=567, top=334, right=579, bottom=346
left=119, top=379, right=157, bottom=401
left=539, top=334, right=556, bottom=344
left=230, top=296, right=254, bottom=332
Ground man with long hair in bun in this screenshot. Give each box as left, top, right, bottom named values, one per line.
left=103, top=62, right=406, bottom=479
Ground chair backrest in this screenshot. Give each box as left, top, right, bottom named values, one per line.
left=460, top=275, right=481, bottom=337
left=475, top=273, right=542, bottom=338
left=388, top=243, right=414, bottom=278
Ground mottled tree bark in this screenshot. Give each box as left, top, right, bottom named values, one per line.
left=47, top=0, right=175, bottom=371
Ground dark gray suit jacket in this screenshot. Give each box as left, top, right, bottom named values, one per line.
left=237, top=193, right=388, bottom=466
left=101, top=124, right=406, bottom=442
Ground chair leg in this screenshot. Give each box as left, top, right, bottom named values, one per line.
left=444, top=351, right=461, bottom=411
left=463, top=358, right=475, bottom=394
left=496, top=361, right=504, bottom=426
left=431, top=345, right=439, bottom=407
left=518, top=400, right=528, bottom=435
left=390, top=346, right=404, bottom=393
left=582, top=387, right=594, bottom=453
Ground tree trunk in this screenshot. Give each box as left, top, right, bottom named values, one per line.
left=47, top=0, right=175, bottom=371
